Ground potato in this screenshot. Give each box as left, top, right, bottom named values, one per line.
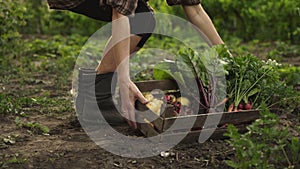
left=146, top=99, right=163, bottom=115
left=176, top=97, right=190, bottom=106
left=144, top=93, right=154, bottom=102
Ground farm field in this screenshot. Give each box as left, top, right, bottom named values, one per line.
left=1, top=36, right=299, bottom=168
left=1, top=1, right=300, bottom=168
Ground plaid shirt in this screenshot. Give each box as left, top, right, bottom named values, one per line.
left=47, top=0, right=201, bottom=15
left=47, top=0, right=84, bottom=10
left=47, top=0, right=139, bottom=16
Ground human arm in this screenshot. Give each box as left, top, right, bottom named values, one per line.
left=183, top=4, right=224, bottom=46
left=183, top=4, right=233, bottom=56
left=111, top=9, right=148, bottom=129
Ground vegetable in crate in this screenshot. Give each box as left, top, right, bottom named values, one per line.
left=222, top=53, right=284, bottom=111
left=152, top=45, right=288, bottom=113
left=164, top=94, right=176, bottom=104
left=153, top=46, right=228, bottom=113
left=177, top=97, right=190, bottom=106
left=143, top=92, right=194, bottom=117
left=143, top=93, right=164, bottom=115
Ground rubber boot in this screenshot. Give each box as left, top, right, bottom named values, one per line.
left=95, top=72, right=126, bottom=125
left=76, top=68, right=126, bottom=125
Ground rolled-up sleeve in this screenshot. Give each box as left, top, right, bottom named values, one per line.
left=47, top=0, right=85, bottom=9
left=100, top=0, right=138, bottom=16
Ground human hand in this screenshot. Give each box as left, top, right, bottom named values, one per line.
left=118, top=78, right=148, bottom=129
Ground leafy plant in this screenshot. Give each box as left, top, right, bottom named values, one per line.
left=2, top=156, right=27, bottom=167
left=2, top=135, right=16, bottom=145
left=153, top=44, right=300, bottom=113
left=279, top=66, right=300, bottom=87
left=23, top=35, right=87, bottom=88
left=0, top=94, right=22, bottom=115
left=225, top=105, right=300, bottom=168
left=154, top=46, right=229, bottom=111
left=0, top=93, right=73, bottom=117
left=223, top=54, right=284, bottom=110
left=203, top=0, right=300, bottom=43
left=17, top=121, right=50, bottom=135
left=289, top=136, right=300, bottom=166
left=0, top=0, right=26, bottom=69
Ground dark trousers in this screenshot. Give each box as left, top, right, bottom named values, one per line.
left=69, top=0, right=155, bottom=48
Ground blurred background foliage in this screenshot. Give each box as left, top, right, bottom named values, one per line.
left=2, top=0, right=299, bottom=41
left=1, top=0, right=299, bottom=77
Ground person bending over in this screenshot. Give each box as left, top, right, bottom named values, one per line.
left=47, top=0, right=155, bottom=128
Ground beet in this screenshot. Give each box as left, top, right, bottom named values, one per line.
left=238, top=103, right=244, bottom=110
left=245, top=103, right=252, bottom=110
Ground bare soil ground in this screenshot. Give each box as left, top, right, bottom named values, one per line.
left=1, top=59, right=299, bottom=169
left=1, top=115, right=236, bottom=169
left=0, top=72, right=238, bottom=169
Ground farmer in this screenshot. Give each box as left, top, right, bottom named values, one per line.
left=47, top=0, right=228, bottom=129
left=47, top=0, right=155, bottom=129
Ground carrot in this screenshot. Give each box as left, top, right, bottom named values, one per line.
left=227, top=103, right=234, bottom=112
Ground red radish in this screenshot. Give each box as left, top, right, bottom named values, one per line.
left=245, top=103, right=252, bottom=110
left=238, top=103, right=244, bottom=110
left=175, top=102, right=181, bottom=108
left=174, top=102, right=181, bottom=114
left=164, top=95, right=171, bottom=102
left=164, top=94, right=177, bottom=103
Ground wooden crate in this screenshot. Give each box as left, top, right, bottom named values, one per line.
left=134, top=80, right=260, bottom=143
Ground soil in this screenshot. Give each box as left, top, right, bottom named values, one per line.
left=0, top=72, right=237, bottom=169
left=1, top=65, right=299, bottom=169
left=1, top=115, right=235, bottom=169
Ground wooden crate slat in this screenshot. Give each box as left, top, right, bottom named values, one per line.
left=162, top=114, right=206, bottom=131
left=161, top=105, right=176, bottom=118
left=161, top=110, right=260, bottom=131
left=135, top=80, right=178, bottom=92
left=158, top=125, right=248, bottom=144
left=219, top=110, right=260, bottom=125
left=136, top=111, right=164, bottom=131
left=137, top=122, right=159, bottom=137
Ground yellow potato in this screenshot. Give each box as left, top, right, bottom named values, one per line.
left=146, top=98, right=163, bottom=115
left=169, top=94, right=177, bottom=104
left=152, top=99, right=163, bottom=106
left=146, top=102, right=160, bottom=115
left=144, top=93, right=154, bottom=102
left=176, top=97, right=190, bottom=106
